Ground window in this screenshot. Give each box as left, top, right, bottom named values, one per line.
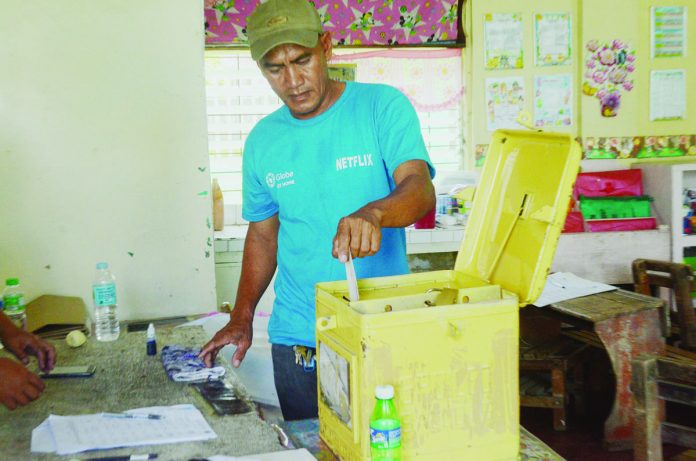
left=204, top=48, right=465, bottom=211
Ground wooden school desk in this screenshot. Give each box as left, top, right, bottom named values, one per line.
left=530, top=289, right=666, bottom=451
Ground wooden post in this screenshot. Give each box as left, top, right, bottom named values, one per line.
left=632, top=355, right=661, bottom=461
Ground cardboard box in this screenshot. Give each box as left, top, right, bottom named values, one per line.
left=26, top=295, right=88, bottom=339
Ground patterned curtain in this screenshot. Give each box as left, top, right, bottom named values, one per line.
left=331, top=49, right=463, bottom=112
left=205, top=0, right=460, bottom=46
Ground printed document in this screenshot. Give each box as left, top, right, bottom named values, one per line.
left=31, top=404, right=216, bottom=455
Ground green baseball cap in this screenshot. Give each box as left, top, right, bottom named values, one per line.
left=247, top=0, right=324, bottom=61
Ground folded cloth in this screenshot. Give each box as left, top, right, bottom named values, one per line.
left=161, top=345, right=226, bottom=382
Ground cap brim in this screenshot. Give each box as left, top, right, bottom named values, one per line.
left=251, top=29, right=320, bottom=61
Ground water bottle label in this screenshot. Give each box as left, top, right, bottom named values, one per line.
left=370, top=427, right=401, bottom=449
left=94, top=284, right=116, bottom=306
left=3, top=294, right=24, bottom=312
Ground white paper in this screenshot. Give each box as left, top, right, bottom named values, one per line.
left=249, top=449, right=316, bottom=461
left=484, top=13, right=524, bottom=69
left=207, top=449, right=315, bottom=461
left=533, top=272, right=616, bottom=307
left=535, top=12, right=572, bottom=66
left=650, top=69, right=687, bottom=121
left=344, top=252, right=360, bottom=301
left=485, top=76, right=525, bottom=131
left=30, top=419, right=55, bottom=453
left=32, top=404, right=217, bottom=455
left=175, top=312, right=226, bottom=328
left=651, top=6, right=688, bottom=58
left=534, top=74, right=573, bottom=128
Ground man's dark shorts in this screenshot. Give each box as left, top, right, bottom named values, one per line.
left=271, top=344, right=318, bottom=421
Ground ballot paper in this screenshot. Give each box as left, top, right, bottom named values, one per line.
left=31, top=404, right=216, bottom=455
left=533, top=272, right=616, bottom=307
left=344, top=251, right=360, bottom=301
left=207, top=448, right=316, bottom=460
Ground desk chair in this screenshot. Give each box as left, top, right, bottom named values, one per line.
left=632, top=354, right=696, bottom=461
left=632, top=259, right=696, bottom=352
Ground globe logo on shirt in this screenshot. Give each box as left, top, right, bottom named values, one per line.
left=265, top=172, right=276, bottom=188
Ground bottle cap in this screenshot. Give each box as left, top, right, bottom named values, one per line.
left=147, top=323, right=156, bottom=340
left=96, top=262, right=109, bottom=270
left=6, top=278, right=19, bottom=286
left=375, top=384, right=394, bottom=400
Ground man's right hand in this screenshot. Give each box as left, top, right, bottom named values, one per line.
left=0, top=358, right=46, bottom=410
left=198, top=311, right=254, bottom=369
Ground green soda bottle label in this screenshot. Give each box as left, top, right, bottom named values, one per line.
left=3, top=294, right=24, bottom=313
left=93, top=283, right=116, bottom=306
left=370, top=426, right=401, bottom=449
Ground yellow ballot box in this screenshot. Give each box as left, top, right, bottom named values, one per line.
left=315, top=130, right=581, bottom=461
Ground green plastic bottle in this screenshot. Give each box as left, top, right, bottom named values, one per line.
left=3, top=278, right=26, bottom=330
left=370, top=384, right=401, bottom=461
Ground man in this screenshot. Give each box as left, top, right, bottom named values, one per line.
left=200, top=0, right=435, bottom=420
left=0, top=311, right=56, bottom=410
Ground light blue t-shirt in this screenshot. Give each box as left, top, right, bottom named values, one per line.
left=242, top=82, right=434, bottom=347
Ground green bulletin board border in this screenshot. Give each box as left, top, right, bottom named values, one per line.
left=476, top=134, right=696, bottom=166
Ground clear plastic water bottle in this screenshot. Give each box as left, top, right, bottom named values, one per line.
left=370, top=384, right=402, bottom=461
left=3, top=278, right=26, bottom=330
left=92, top=262, right=120, bottom=341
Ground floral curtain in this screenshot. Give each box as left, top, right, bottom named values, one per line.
left=331, top=49, right=463, bottom=111
left=205, top=0, right=460, bottom=46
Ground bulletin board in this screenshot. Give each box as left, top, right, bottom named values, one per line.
left=580, top=0, right=696, bottom=160
left=466, top=0, right=580, bottom=168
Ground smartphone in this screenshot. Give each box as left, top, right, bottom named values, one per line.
left=40, top=365, right=96, bottom=378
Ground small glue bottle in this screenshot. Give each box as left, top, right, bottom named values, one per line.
left=146, top=323, right=157, bottom=356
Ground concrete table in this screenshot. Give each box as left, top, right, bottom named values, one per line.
left=0, top=325, right=282, bottom=460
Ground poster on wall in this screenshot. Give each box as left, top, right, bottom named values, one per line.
left=485, top=76, right=525, bottom=131
left=327, top=64, right=357, bottom=82
left=581, top=39, right=636, bottom=118
left=484, top=13, right=524, bottom=70
left=650, top=69, right=687, bottom=121
left=534, top=13, right=572, bottom=66
left=651, top=6, right=688, bottom=58
left=534, top=74, right=573, bottom=128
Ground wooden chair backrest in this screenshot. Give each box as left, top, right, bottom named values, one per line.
left=632, top=354, right=696, bottom=461
left=632, top=259, right=696, bottom=352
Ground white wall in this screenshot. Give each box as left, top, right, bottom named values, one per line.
left=0, top=0, right=216, bottom=320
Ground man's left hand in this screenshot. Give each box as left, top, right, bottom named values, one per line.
left=332, top=207, right=383, bottom=261
left=2, top=330, right=56, bottom=373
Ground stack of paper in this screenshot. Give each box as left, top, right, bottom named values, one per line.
left=31, top=404, right=217, bottom=455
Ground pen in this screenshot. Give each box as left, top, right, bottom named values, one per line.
left=85, top=454, right=157, bottom=461
left=102, top=412, right=163, bottom=420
